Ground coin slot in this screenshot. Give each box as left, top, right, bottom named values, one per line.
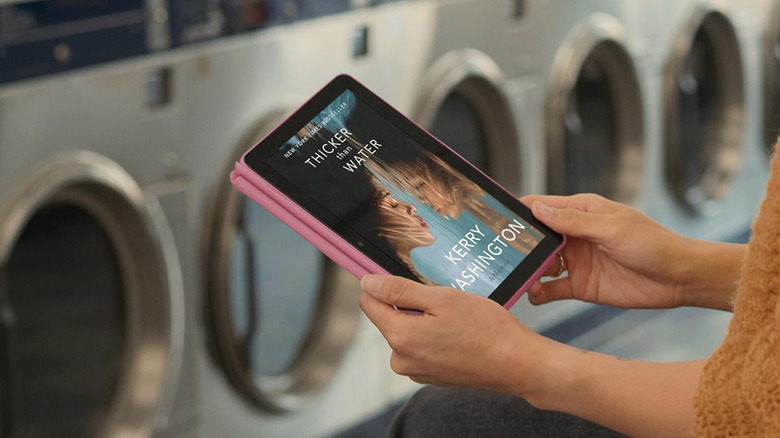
left=145, top=67, right=173, bottom=108
left=352, top=25, right=370, bottom=58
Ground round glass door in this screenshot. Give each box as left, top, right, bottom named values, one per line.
left=2, top=204, right=125, bottom=438
left=413, top=51, right=521, bottom=194
left=664, top=10, right=744, bottom=211
left=428, top=91, right=490, bottom=173
left=674, top=29, right=717, bottom=194
left=0, top=152, right=181, bottom=438
left=546, top=22, right=644, bottom=203
left=206, top=117, right=361, bottom=413
left=764, top=4, right=780, bottom=154
left=227, top=199, right=327, bottom=377
left=561, top=53, right=618, bottom=195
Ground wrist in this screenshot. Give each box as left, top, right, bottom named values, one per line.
left=678, top=239, right=746, bottom=311
left=513, top=343, right=705, bottom=437
left=505, top=333, right=571, bottom=409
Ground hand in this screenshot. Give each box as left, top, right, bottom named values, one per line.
left=520, top=193, right=694, bottom=309
left=360, top=274, right=704, bottom=438
left=359, top=275, right=553, bottom=396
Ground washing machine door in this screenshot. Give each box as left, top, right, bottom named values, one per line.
left=664, top=9, right=744, bottom=212
left=546, top=16, right=644, bottom=203
left=0, top=152, right=183, bottom=438
left=413, top=50, right=522, bottom=194
left=764, top=2, right=780, bottom=154
left=205, top=112, right=361, bottom=413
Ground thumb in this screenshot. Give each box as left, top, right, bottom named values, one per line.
left=361, top=275, right=443, bottom=312
left=531, top=201, right=602, bottom=239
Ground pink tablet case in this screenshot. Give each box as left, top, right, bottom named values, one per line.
left=230, top=76, right=565, bottom=309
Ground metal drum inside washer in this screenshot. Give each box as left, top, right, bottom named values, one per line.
left=412, top=49, right=522, bottom=195
left=663, top=8, right=745, bottom=213
left=764, top=0, right=780, bottom=154
left=545, top=15, right=644, bottom=203
left=204, top=112, right=362, bottom=414
left=0, top=152, right=183, bottom=438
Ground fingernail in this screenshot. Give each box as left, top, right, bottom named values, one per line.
left=361, top=275, right=384, bottom=294
left=532, top=202, right=554, bottom=217
left=528, top=293, right=538, bottom=305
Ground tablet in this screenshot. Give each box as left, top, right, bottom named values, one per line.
left=231, top=74, right=565, bottom=308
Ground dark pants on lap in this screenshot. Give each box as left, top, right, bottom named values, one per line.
left=387, top=387, right=629, bottom=438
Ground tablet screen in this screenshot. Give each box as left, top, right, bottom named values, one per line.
left=261, top=87, right=545, bottom=297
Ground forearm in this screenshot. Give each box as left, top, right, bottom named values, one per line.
left=518, top=341, right=703, bottom=438
left=678, top=239, right=746, bottom=311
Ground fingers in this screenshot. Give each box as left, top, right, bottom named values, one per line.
left=530, top=201, right=604, bottom=239
left=520, top=194, right=578, bottom=209
left=359, top=289, right=424, bottom=342
left=361, top=275, right=443, bottom=312
left=520, top=193, right=612, bottom=213
left=389, top=353, right=434, bottom=384
left=527, top=277, right=575, bottom=305
left=521, top=195, right=606, bottom=239
left=359, top=275, right=444, bottom=338
left=390, top=351, right=416, bottom=376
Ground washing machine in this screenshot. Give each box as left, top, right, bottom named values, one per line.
left=525, top=0, right=649, bottom=338
left=0, top=2, right=224, bottom=438
left=508, top=1, right=647, bottom=340
left=390, top=1, right=646, bottom=363
left=184, top=2, right=441, bottom=437
left=622, top=0, right=768, bottom=240
left=0, top=55, right=198, bottom=438
left=0, top=1, right=439, bottom=437
left=407, top=1, right=645, bottom=200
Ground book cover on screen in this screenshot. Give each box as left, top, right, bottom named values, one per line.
left=266, top=89, right=543, bottom=297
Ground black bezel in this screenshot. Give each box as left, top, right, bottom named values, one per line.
left=244, top=74, right=564, bottom=304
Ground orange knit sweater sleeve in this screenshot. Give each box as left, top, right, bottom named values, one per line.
left=694, top=149, right=780, bottom=437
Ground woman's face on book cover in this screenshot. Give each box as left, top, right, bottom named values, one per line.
left=377, top=191, right=435, bottom=247
left=407, top=173, right=462, bottom=220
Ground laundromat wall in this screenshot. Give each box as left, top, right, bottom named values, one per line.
left=0, top=0, right=774, bottom=437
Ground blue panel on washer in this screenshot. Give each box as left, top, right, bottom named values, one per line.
left=169, top=0, right=225, bottom=45
left=297, top=0, right=352, bottom=19
left=369, top=0, right=408, bottom=5
left=0, top=1, right=147, bottom=84
left=221, top=0, right=277, bottom=35
left=219, top=0, right=352, bottom=36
